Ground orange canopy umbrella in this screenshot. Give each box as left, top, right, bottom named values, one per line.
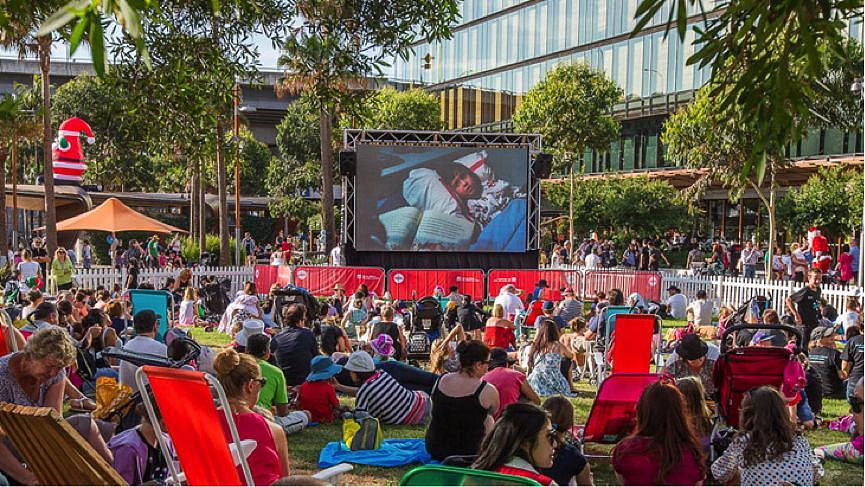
left=52, top=197, right=186, bottom=234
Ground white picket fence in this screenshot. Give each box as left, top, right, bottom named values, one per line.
left=662, top=273, right=861, bottom=313
left=56, top=266, right=255, bottom=295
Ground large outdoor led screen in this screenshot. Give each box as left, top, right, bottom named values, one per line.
left=354, top=144, right=529, bottom=252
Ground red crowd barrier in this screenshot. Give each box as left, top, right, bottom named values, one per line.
left=388, top=269, right=485, bottom=301
left=583, top=270, right=662, bottom=301
left=253, top=265, right=292, bottom=292
left=486, top=269, right=581, bottom=301
left=292, top=266, right=386, bottom=297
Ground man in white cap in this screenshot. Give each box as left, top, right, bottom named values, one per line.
left=234, top=319, right=265, bottom=353
left=493, top=284, right=524, bottom=321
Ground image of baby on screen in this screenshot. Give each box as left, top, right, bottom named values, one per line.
left=376, top=150, right=526, bottom=251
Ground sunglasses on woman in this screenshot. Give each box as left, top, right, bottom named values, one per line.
left=252, top=377, right=268, bottom=387
left=546, top=428, right=561, bottom=448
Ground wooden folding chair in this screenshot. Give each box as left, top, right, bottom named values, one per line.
left=0, top=403, right=126, bottom=486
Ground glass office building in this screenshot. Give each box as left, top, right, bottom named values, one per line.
left=391, top=0, right=862, bottom=169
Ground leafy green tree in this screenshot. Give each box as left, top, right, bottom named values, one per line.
left=226, top=128, right=271, bottom=196
left=348, top=88, right=441, bottom=130
left=543, top=176, right=694, bottom=243
left=633, top=0, right=862, bottom=184
left=663, top=87, right=786, bottom=281
left=3, top=0, right=67, bottom=256
left=268, top=96, right=329, bottom=228
left=513, top=62, right=623, bottom=246
left=777, top=166, right=864, bottom=242
left=278, top=0, right=460, bottom=254
left=0, top=85, right=42, bottom=258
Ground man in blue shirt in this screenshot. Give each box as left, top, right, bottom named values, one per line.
left=850, top=239, right=860, bottom=281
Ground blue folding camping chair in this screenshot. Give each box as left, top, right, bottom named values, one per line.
left=124, top=289, right=175, bottom=342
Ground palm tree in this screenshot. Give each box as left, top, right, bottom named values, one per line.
left=1, top=1, right=65, bottom=256
left=0, top=86, right=42, bottom=259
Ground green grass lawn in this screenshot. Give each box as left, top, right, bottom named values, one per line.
left=196, top=328, right=863, bottom=485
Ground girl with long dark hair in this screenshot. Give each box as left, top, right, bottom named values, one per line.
left=612, top=381, right=706, bottom=485
left=472, top=403, right=557, bottom=485
left=712, top=386, right=823, bottom=485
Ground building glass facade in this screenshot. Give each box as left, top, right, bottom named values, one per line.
left=392, top=0, right=863, bottom=136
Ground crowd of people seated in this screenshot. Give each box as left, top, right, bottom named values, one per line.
left=0, top=260, right=862, bottom=486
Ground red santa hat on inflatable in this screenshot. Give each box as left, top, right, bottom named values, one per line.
left=52, top=117, right=94, bottom=186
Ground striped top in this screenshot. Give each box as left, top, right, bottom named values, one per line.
left=355, top=371, right=416, bottom=424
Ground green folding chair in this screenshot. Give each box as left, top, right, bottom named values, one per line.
left=400, top=465, right=541, bottom=486
left=124, top=289, right=175, bottom=342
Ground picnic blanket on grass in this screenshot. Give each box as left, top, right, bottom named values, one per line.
left=318, top=438, right=432, bottom=468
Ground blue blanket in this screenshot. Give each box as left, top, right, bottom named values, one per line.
left=318, top=438, right=432, bottom=468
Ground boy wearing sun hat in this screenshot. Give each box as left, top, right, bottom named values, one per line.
left=297, top=355, right=344, bottom=423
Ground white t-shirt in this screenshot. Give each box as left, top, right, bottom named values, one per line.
left=120, top=336, right=167, bottom=391
left=835, top=311, right=860, bottom=333
left=584, top=253, right=601, bottom=269
left=665, top=293, right=688, bottom=320
left=687, top=299, right=713, bottom=326
left=17, top=261, right=40, bottom=280
left=330, top=246, right=344, bottom=266
left=782, top=254, right=793, bottom=275
left=493, top=292, right=524, bottom=321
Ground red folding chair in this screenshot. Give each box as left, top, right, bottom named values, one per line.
left=136, top=366, right=253, bottom=486
left=609, top=314, right=656, bottom=374
left=580, top=373, right=659, bottom=446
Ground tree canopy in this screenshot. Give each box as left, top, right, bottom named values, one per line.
left=543, top=176, right=695, bottom=242
left=778, top=166, right=864, bottom=241
left=633, top=0, right=862, bottom=184
left=347, top=87, right=441, bottom=131
left=513, top=62, right=622, bottom=174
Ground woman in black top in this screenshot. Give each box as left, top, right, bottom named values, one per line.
left=425, top=340, right=499, bottom=461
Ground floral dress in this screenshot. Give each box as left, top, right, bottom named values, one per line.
left=527, top=352, right=573, bottom=396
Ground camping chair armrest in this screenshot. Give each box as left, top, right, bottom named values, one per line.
left=312, top=463, right=353, bottom=481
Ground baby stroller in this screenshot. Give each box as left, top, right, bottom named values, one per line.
left=711, top=322, right=803, bottom=461
left=407, top=297, right=443, bottom=362
left=722, top=294, right=772, bottom=345
left=199, top=279, right=232, bottom=322
left=99, top=334, right=202, bottom=433
left=271, top=285, right=319, bottom=326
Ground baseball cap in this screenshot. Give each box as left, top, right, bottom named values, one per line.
left=343, top=351, right=375, bottom=373
left=542, top=301, right=555, bottom=311
left=810, top=326, right=835, bottom=341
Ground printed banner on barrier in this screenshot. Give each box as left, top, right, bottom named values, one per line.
left=253, top=265, right=291, bottom=293
left=584, top=270, right=662, bottom=301
left=293, top=266, right=386, bottom=297
left=486, top=269, right=581, bottom=301
left=388, top=269, right=485, bottom=301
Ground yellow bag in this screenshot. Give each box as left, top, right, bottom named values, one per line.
left=342, top=417, right=383, bottom=450
left=92, top=376, right=134, bottom=421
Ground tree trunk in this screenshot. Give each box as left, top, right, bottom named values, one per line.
left=11, top=138, right=19, bottom=250
left=215, top=119, right=230, bottom=265
left=766, top=172, right=777, bottom=285
left=38, top=36, right=56, bottom=256
left=0, top=145, right=8, bottom=261
left=319, top=105, right=336, bottom=253
left=190, top=159, right=198, bottom=240
left=569, top=161, right=574, bottom=256
left=198, top=158, right=206, bottom=259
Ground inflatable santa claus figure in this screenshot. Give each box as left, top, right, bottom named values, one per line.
left=51, top=117, right=95, bottom=186
left=808, top=226, right=831, bottom=272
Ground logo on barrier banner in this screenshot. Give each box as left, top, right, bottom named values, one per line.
left=296, top=269, right=308, bottom=280
left=254, top=269, right=260, bottom=278
left=648, top=276, right=658, bottom=287
left=392, top=273, right=404, bottom=284
left=357, top=274, right=378, bottom=281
